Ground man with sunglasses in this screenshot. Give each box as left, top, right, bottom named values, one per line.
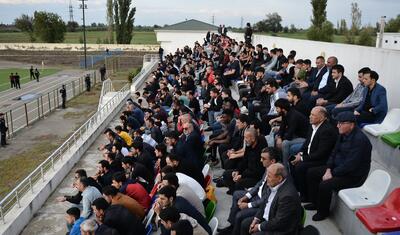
left=304, top=111, right=372, bottom=221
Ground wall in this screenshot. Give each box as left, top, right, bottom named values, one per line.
left=376, top=33, right=400, bottom=50
left=226, top=32, right=400, bottom=109
left=0, top=43, right=159, bottom=52
left=155, top=30, right=217, bottom=55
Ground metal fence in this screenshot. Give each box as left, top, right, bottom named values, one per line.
left=0, top=83, right=131, bottom=223
left=3, top=71, right=98, bottom=138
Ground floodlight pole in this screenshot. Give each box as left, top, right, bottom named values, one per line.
left=80, top=0, right=88, bottom=70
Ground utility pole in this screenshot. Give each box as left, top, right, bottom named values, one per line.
left=69, top=0, right=74, bottom=22
left=79, top=0, right=88, bottom=70
left=212, top=14, right=215, bottom=25
left=240, top=16, right=244, bottom=29
left=378, top=16, right=386, bottom=48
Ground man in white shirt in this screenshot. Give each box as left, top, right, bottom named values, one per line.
left=240, top=163, right=302, bottom=235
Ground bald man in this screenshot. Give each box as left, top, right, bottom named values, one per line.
left=241, top=163, right=302, bottom=235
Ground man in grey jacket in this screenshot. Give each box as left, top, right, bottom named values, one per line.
left=218, top=147, right=280, bottom=235
left=76, top=177, right=102, bottom=219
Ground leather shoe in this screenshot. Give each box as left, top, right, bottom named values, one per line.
left=217, top=225, right=233, bottom=234
left=304, top=203, right=317, bottom=210
left=216, top=179, right=226, bottom=188
left=312, top=212, right=328, bottom=221
left=226, top=189, right=233, bottom=195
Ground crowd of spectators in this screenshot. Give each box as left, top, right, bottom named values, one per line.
left=59, top=27, right=388, bottom=235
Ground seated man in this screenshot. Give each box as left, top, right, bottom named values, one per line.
left=354, top=70, right=388, bottom=125
left=154, top=185, right=212, bottom=235
left=159, top=207, right=208, bottom=235
left=92, top=197, right=145, bottom=235
left=329, top=67, right=370, bottom=117
left=218, top=147, right=280, bottom=235
left=316, top=64, right=353, bottom=107
left=221, top=128, right=267, bottom=194
left=65, top=207, right=85, bottom=235
left=240, top=163, right=302, bottom=235
left=273, top=98, right=308, bottom=167
left=166, top=153, right=205, bottom=188
left=305, top=111, right=372, bottom=221
left=290, top=106, right=338, bottom=201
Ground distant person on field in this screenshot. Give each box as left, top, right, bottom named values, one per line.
left=29, top=66, right=34, bottom=80
left=14, top=72, right=21, bottom=89
left=0, top=112, right=8, bottom=147
left=244, top=22, right=253, bottom=45
left=100, top=64, right=107, bottom=81
left=159, top=46, right=164, bottom=62
left=34, top=68, right=40, bottom=82
left=85, top=74, right=91, bottom=92
left=60, top=84, right=67, bottom=109
left=9, top=73, right=14, bottom=88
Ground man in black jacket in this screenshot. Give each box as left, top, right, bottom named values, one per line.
left=305, top=111, right=372, bottom=221
left=166, top=153, right=205, bottom=188
left=0, top=113, right=8, bottom=147
left=92, top=197, right=145, bottom=235
left=290, top=106, right=338, bottom=201
left=240, top=163, right=302, bottom=235
left=316, top=64, right=353, bottom=107
left=222, top=128, right=267, bottom=194
left=219, top=147, right=280, bottom=235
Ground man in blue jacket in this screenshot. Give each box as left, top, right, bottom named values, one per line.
left=354, top=70, right=388, bottom=126
left=304, top=111, right=372, bottom=221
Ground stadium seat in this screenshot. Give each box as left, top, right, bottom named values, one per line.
left=208, top=217, right=219, bottom=235
left=363, top=108, right=400, bottom=136
left=381, top=132, right=400, bottom=148
left=356, top=188, right=400, bottom=233
left=383, top=231, right=400, bottom=235
left=205, top=200, right=217, bottom=222
left=202, top=164, right=210, bottom=177
left=339, top=169, right=391, bottom=210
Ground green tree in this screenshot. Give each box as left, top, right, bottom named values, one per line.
left=33, top=11, right=66, bottom=43
left=385, top=15, right=400, bottom=32
left=255, top=12, right=283, bottom=33
left=346, top=2, right=362, bottom=44
left=357, top=27, right=375, bottom=46
left=14, top=14, right=35, bottom=42
left=307, top=0, right=334, bottom=42
left=338, top=19, right=348, bottom=35
left=67, top=21, right=79, bottom=32
left=114, top=0, right=136, bottom=44
left=107, top=0, right=114, bottom=44
left=289, top=24, right=298, bottom=33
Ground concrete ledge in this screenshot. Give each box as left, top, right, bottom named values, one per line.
left=0, top=43, right=159, bottom=52
left=0, top=91, right=130, bottom=235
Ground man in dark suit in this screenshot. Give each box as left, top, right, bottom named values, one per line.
left=354, top=70, right=388, bottom=125
left=316, top=64, right=354, bottom=107
left=305, top=111, right=372, bottom=221
left=218, top=147, right=281, bottom=235
left=182, top=121, right=205, bottom=168
left=240, top=163, right=302, bottom=235
left=290, top=106, right=338, bottom=201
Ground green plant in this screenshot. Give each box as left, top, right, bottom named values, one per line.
left=357, top=28, right=375, bottom=46
left=127, top=67, right=142, bottom=83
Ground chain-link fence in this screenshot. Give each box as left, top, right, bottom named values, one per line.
left=3, top=71, right=98, bottom=138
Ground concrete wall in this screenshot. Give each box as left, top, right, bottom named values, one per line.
left=0, top=43, right=159, bottom=52
left=376, top=33, right=400, bottom=50
left=155, top=30, right=217, bottom=55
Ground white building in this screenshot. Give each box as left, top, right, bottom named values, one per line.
left=155, top=19, right=218, bottom=54
left=376, top=32, right=400, bottom=50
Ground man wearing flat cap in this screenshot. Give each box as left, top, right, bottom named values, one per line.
left=304, top=111, right=372, bottom=221
left=0, top=112, right=8, bottom=147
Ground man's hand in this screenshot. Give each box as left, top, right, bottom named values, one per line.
left=249, top=218, right=260, bottom=234
left=335, top=103, right=343, bottom=108
left=238, top=196, right=249, bottom=204
left=275, top=137, right=283, bottom=149
left=316, top=98, right=327, bottom=106
left=354, top=110, right=360, bottom=116
left=56, top=196, right=66, bottom=202
left=322, top=169, right=333, bottom=181
left=232, top=171, right=239, bottom=178
left=238, top=202, right=248, bottom=209
left=98, top=144, right=105, bottom=151
left=369, top=108, right=374, bottom=113
left=153, top=201, right=161, bottom=215
left=311, top=91, right=318, bottom=96
left=233, top=174, right=242, bottom=182
left=290, top=154, right=302, bottom=165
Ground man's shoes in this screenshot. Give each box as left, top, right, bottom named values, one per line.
left=312, top=212, right=328, bottom=221
left=215, top=179, right=226, bottom=188
left=304, top=203, right=317, bottom=211
left=217, top=225, right=233, bottom=234
left=300, top=195, right=309, bottom=203
left=226, top=189, right=233, bottom=195
left=212, top=176, right=223, bottom=183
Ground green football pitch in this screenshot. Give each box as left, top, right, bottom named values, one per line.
left=0, top=68, right=60, bottom=92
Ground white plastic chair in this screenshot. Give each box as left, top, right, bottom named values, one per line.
left=202, top=164, right=210, bottom=177
left=338, top=169, right=391, bottom=210
left=363, top=108, right=400, bottom=136
left=208, top=217, right=219, bottom=235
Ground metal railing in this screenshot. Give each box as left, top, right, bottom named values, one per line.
left=0, top=83, right=131, bottom=223
left=2, top=71, right=98, bottom=138
left=98, top=79, right=115, bottom=111
left=143, top=54, right=159, bottom=64
left=132, top=54, right=159, bottom=92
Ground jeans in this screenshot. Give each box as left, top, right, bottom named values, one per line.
left=282, top=138, right=306, bottom=168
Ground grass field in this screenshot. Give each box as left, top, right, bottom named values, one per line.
left=0, top=31, right=158, bottom=44
left=0, top=68, right=60, bottom=92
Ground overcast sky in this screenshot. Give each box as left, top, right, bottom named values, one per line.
left=0, top=0, right=398, bottom=28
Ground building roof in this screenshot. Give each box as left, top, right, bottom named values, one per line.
left=159, top=19, right=218, bottom=31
